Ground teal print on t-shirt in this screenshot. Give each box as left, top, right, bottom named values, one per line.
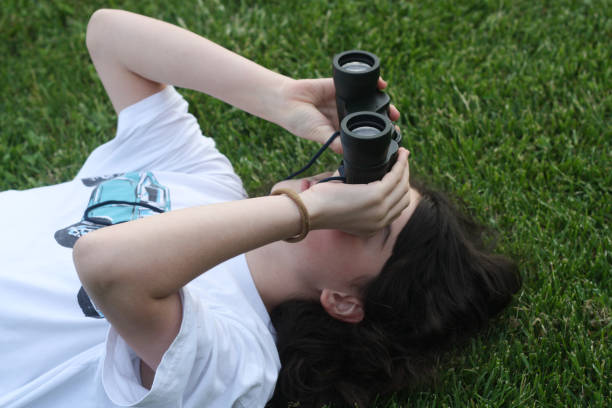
left=55, top=172, right=170, bottom=247
left=85, top=171, right=171, bottom=225
left=53, top=172, right=171, bottom=318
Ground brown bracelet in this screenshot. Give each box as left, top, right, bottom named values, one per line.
left=271, top=188, right=310, bottom=243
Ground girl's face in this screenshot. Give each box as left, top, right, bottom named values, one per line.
left=299, top=198, right=417, bottom=294
left=271, top=175, right=420, bottom=295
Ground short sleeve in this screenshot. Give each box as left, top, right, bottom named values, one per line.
left=101, top=289, right=195, bottom=407
left=76, top=86, right=241, bottom=189
left=102, top=287, right=278, bottom=407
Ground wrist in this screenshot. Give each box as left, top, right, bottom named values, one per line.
left=273, top=77, right=300, bottom=131
left=299, top=189, right=325, bottom=231
left=271, top=189, right=310, bottom=242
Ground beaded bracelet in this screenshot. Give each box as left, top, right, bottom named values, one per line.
left=270, top=188, right=310, bottom=243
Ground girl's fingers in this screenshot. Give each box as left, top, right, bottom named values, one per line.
left=387, top=189, right=412, bottom=224
left=376, top=148, right=410, bottom=224
left=385, top=156, right=410, bottom=205
left=377, top=77, right=388, bottom=89
left=389, top=104, right=400, bottom=121
left=381, top=165, right=410, bottom=224
left=378, top=148, right=409, bottom=192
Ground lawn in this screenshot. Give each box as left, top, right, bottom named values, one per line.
left=1, top=0, right=609, bottom=406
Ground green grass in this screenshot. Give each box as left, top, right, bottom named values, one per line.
left=1, top=0, right=610, bottom=406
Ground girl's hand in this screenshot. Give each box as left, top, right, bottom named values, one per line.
left=300, top=148, right=411, bottom=236
left=280, top=77, right=400, bottom=153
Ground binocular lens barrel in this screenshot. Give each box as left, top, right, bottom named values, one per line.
left=341, top=112, right=398, bottom=184
left=333, top=50, right=380, bottom=101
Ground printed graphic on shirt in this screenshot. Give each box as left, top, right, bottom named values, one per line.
left=80, top=173, right=123, bottom=187
left=54, top=172, right=171, bottom=317
left=55, top=172, right=171, bottom=248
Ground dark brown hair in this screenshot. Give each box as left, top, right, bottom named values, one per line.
left=267, top=185, right=521, bottom=407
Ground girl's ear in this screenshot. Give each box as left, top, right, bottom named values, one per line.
left=320, top=289, right=364, bottom=323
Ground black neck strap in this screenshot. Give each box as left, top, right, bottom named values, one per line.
left=283, top=131, right=346, bottom=184
left=83, top=200, right=166, bottom=225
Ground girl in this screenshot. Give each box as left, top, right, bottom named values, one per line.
left=0, top=9, right=520, bottom=408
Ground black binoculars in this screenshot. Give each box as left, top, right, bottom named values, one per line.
left=333, top=50, right=401, bottom=184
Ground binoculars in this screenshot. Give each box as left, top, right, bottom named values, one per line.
left=333, top=50, right=401, bottom=184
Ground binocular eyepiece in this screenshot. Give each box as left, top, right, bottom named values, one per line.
left=333, top=50, right=401, bottom=184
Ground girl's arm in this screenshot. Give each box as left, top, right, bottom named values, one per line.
left=86, top=9, right=399, bottom=151
left=87, top=8, right=288, bottom=123
left=73, top=149, right=411, bottom=374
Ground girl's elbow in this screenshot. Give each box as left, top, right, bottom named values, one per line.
left=85, top=9, right=117, bottom=57
left=73, top=233, right=116, bottom=295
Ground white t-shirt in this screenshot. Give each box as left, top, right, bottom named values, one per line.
left=0, top=86, right=280, bottom=407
